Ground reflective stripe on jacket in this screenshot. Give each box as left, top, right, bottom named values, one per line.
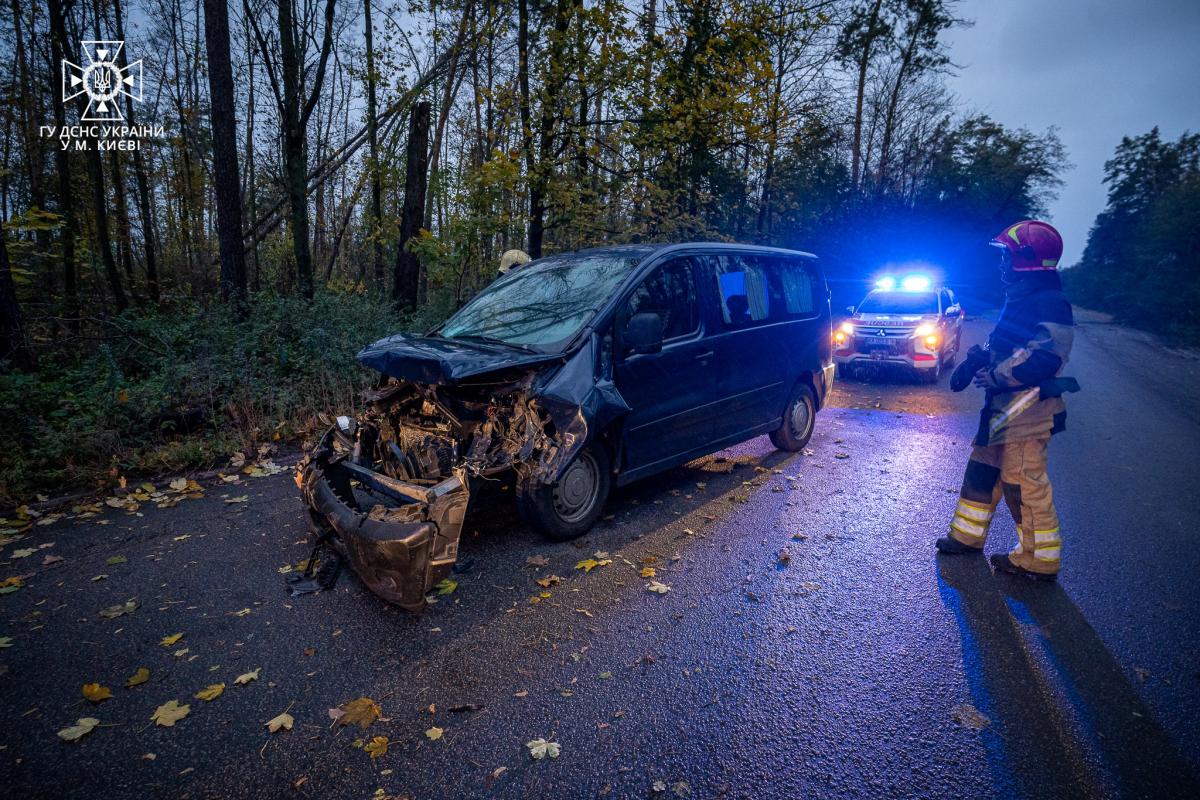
left=976, top=277, right=1074, bottom=446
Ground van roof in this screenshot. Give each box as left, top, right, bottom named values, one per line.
left=557, top=242, right=819, bottom=262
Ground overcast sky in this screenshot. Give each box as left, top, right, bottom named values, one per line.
left=944, top=0, right=1200, bottom=266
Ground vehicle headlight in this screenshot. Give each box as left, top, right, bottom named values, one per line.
left=913, top=323, right=935, bottom=337
left=839, top=321, right=854, bottom=334
left=833, top=331, right=847, bottom=344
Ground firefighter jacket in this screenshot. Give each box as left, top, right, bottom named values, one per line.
left=975, top=275, right=1076, bottom=446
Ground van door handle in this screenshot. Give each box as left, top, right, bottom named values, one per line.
left=694, top=351, right=714, bottom=361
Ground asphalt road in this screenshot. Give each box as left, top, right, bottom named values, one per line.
left=3, top=313, right=1199, bottom=800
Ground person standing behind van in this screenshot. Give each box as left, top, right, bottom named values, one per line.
left=497, top=249, right=531, bottom=280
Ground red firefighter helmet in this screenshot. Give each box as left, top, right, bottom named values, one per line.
left=989, top=220, right=1063, bottom=271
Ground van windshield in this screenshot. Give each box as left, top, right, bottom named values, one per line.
left=439, top=251, right=643, bottom=351
left=857, top=290, right=938, bottom=315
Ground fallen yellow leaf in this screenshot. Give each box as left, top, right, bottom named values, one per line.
left=126, top=667, right=150, bottom=688
left=338, top=697, right=381, bottom=729
left=151, top=700, right=190, bottom=727
left=58, top=717, right=100, bottom=742
left=194, top=683, right=225, bottom=701
left=82, top=683, right=112, bottom=703
left=425, top=726, right=444, bottom=741
left=639, top=566, right=656, bottom=578
left=266, top=711, right=294, bottom=732
left=364, top=735, right=389, bottom=758
left=160, top=633, right=183, bottom=647
left=234, top=668, right=261, bottom=685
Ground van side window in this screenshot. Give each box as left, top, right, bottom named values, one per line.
left=713, top=255, right=771, bottom=327
left=624, top=258, right=699, bottom=341
left=776, top=257, right=817, bottom=317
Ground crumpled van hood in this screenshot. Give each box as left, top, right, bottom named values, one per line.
left=357, top=333, right=563, bottom=384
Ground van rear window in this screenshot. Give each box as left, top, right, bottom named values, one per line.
left=712, top=255, right=818, bottom=327
left=777, top=258, right=816, bottom=316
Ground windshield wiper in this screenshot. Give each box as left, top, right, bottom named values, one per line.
left=446, top=333, right=539, bottom=353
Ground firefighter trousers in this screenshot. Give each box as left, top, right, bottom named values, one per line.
left=947, top=437, right=1062, bottom=575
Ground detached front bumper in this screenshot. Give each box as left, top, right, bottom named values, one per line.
left=297, top=426, right=469, bottom=610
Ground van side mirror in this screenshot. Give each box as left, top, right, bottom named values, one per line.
left=846, top=305, right=856, bottom=315
left=624, top=312, right=664, bottom=356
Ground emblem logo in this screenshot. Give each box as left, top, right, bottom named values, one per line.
left=62, top=41, right=142, bottom=122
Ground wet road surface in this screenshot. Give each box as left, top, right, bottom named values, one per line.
left=2, top=314, right=1199, bottom=799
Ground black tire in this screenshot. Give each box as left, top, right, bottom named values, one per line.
left=770, top=383, right=817, bottom=452
left=517, top=443, right=611, bottom=541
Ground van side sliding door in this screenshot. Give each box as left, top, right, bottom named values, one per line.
left=614, top=257, right=717, bottom=474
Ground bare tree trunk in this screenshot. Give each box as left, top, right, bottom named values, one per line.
left=47, top=0, right=79, bottom=323
left=203, top=0, right=248, bottom=311
left=850, top=0, right=884, bottom=189
left=244, top=14, right=260, bottom=292
left=424, top=10, right=468, bottom=231
left=518, top=0, right=532, bottom=249
left=364, top=0, right=383, bottom=285
left=528, top=0, right=573, bottom=258
left=0, top=217, right=36, bottom=369
left=112, top=0, right=159, bottom=302
left=393, top=101, right=430, bottom=309
left=273, top=0, right=337, bottom=300
left=11, top=0, right=52, bottom=284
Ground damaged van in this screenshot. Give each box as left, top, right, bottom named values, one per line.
left=297, top=243, right=834, bottom=608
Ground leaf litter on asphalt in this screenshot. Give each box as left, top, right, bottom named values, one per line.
left=234, top=668, right=261, bottom=685
left=950, top=703, right=990, bottom=730
left=99, top=600, right=138, bottom=619
left=151, top=700, right=190, bottom=727
left=82, top=683, right=112, bottom=703
left=194, top=684, right=224, bottom=701
left=338, top=697, right=381, bottom=728
left=526, top=737, right=561, bottom=760
left=58, top=718, right=100, bottom=742
left=266, top=712, right=294, bottom=733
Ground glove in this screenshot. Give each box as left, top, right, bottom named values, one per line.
left=950, top=345, right=989, bottom=392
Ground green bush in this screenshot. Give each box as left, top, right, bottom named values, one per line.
left=0, top=291, right=432, bottom=504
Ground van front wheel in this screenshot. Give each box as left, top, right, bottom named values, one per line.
left=770, top=384, right=816, bottom=452
left=517, top=443, right=611, bottom=541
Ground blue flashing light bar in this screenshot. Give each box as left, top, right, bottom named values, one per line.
left=874, top=276, right=896, bottom=290
left=900, top=274, right=932, bottom=291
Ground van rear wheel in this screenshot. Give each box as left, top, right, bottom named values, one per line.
left=517, top=443, right=611, bottom=541
left=770, top=384, right=816, bottom=452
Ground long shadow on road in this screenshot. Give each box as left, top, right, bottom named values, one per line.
left=938, top=555, right=1199, bottom=798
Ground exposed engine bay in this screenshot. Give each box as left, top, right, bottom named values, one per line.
left=296, top=331, right=632, bottom=610
left=297, top=375, right=563, bottom=609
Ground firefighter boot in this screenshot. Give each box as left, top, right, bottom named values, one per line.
left=997, top=438, right=1062, bottom=579
left=939, top=451, right=1003, bottom=554
left=990, top=553, right=1057, bottom=582
left=936, top=536, right=982, bottom=555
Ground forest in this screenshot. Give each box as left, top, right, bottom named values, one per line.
left=0, top=0, right=1073, bottom=502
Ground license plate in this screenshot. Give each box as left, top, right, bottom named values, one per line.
left=866, top=336, right=890, bottom=346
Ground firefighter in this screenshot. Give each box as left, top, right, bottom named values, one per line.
left=497, top=249, right=531, bottom=279
left=936, top=220, right=1079, bottom=581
